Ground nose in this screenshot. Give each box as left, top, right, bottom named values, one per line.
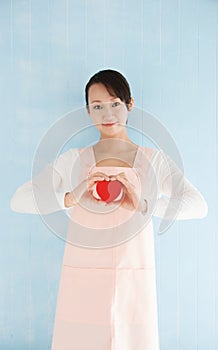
left=102, top=104, right=114, bottom=121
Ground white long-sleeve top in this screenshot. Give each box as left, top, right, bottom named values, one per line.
left=10, top=147, right=208, bottom=220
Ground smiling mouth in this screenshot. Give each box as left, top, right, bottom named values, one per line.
left=102, top=122, right=117, bottom=127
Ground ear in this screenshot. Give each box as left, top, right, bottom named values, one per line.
left=86, top=105, right=90, bottom=115
left=127, top=97, right=134, bottom=111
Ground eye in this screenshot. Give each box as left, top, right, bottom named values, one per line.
left=112, top=102, right=120, bottom=107
left=93, top=105, right=102, bottom=110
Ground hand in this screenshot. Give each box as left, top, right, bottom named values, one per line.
left=80, top=171, right=111, bottom=205
left=86, top=171, right=110, bottom=194
left=108, top=172, right=140, bottom=211
left=65, top=172, right=110, bottom=207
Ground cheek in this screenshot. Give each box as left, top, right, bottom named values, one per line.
left=115, top=109, right=128, bottom=120
left=90, top=117, right=104, bottom=128
left=89, top=114, right=100, bottom=124
left=92, top=118, right=101, bottom=127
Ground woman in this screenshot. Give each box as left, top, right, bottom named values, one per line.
left=10, top=69, right=208, bottom=350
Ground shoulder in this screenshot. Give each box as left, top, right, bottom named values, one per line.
left=139, top=146, right=161, bottom=162
left=53, top=148, right=79, bottom=171
left=57, top=147, right=79, bottom=161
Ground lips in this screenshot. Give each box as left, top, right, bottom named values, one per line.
left=103, top=122, right=117, bottom=127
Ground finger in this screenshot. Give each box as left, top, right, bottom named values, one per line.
left=109, top=172, right=126, bottom=179
left=109, top=176, right=117, bottom=181
left=115, top=173, right=134, bottom=184
left=93, top=176, right=109, bottom=181
left=116, top=172, right=127, bottom=177
left=115, top=175, right=131, bottom=186
left=116, top=176, right=136, bottom=193
left=92, top=171, right=110, bottom=177
left=90, top=174, right=110, bottom=181
left=116, top=175, right=129, bottom=183
left=88, top=175, right=110, bottom=183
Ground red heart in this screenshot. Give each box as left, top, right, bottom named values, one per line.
left=96, top=180, right=122, bottom=203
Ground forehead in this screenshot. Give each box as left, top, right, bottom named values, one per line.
left=88, top=83, right=120, bottom=103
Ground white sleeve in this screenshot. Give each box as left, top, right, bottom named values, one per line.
left=10, top=148, right=79, bottom=215
left=150, top=149, right=208, bottom=220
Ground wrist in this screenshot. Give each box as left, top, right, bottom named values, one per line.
left=64, top=192, right=70, bottom=208
left=138, top=198, right=148, bottom=215
left=64, top=192, right=76, bottom=208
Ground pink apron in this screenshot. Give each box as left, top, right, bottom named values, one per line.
left=51, top=146, right=160, bottom=350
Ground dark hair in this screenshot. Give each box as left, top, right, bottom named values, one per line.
left=85, top=69, right=132, bottom=116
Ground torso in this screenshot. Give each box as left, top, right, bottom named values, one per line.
left=93, top=145, right=139, bottom=168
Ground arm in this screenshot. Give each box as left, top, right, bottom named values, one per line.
left=10, top=148, right=79, bottom=215
left=145, top=149, right=208, bottom=220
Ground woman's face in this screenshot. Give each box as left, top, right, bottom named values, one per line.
left=87, top=83, right=134, bottom=137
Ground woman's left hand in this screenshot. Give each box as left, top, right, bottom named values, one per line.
left=108, top=172, right=140, bottom=211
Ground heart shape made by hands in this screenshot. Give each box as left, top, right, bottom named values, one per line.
left=96, top=180, right=123, bottom=203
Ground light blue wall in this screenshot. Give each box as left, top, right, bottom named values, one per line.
left=1, top=0, right=216, bottom=348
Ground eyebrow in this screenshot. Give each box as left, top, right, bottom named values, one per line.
left=90, top=97, right=119, bottom=103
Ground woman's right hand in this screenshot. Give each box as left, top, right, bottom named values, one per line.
left=64, top=172, right=110, bottom=208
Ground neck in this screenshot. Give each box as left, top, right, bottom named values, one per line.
left=97, top=131, right=135, bottom=153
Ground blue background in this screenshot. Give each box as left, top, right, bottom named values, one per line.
left=1, top=0, right=216, bottom=349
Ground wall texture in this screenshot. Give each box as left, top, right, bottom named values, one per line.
left=1, top=0, right=216, bottom=349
